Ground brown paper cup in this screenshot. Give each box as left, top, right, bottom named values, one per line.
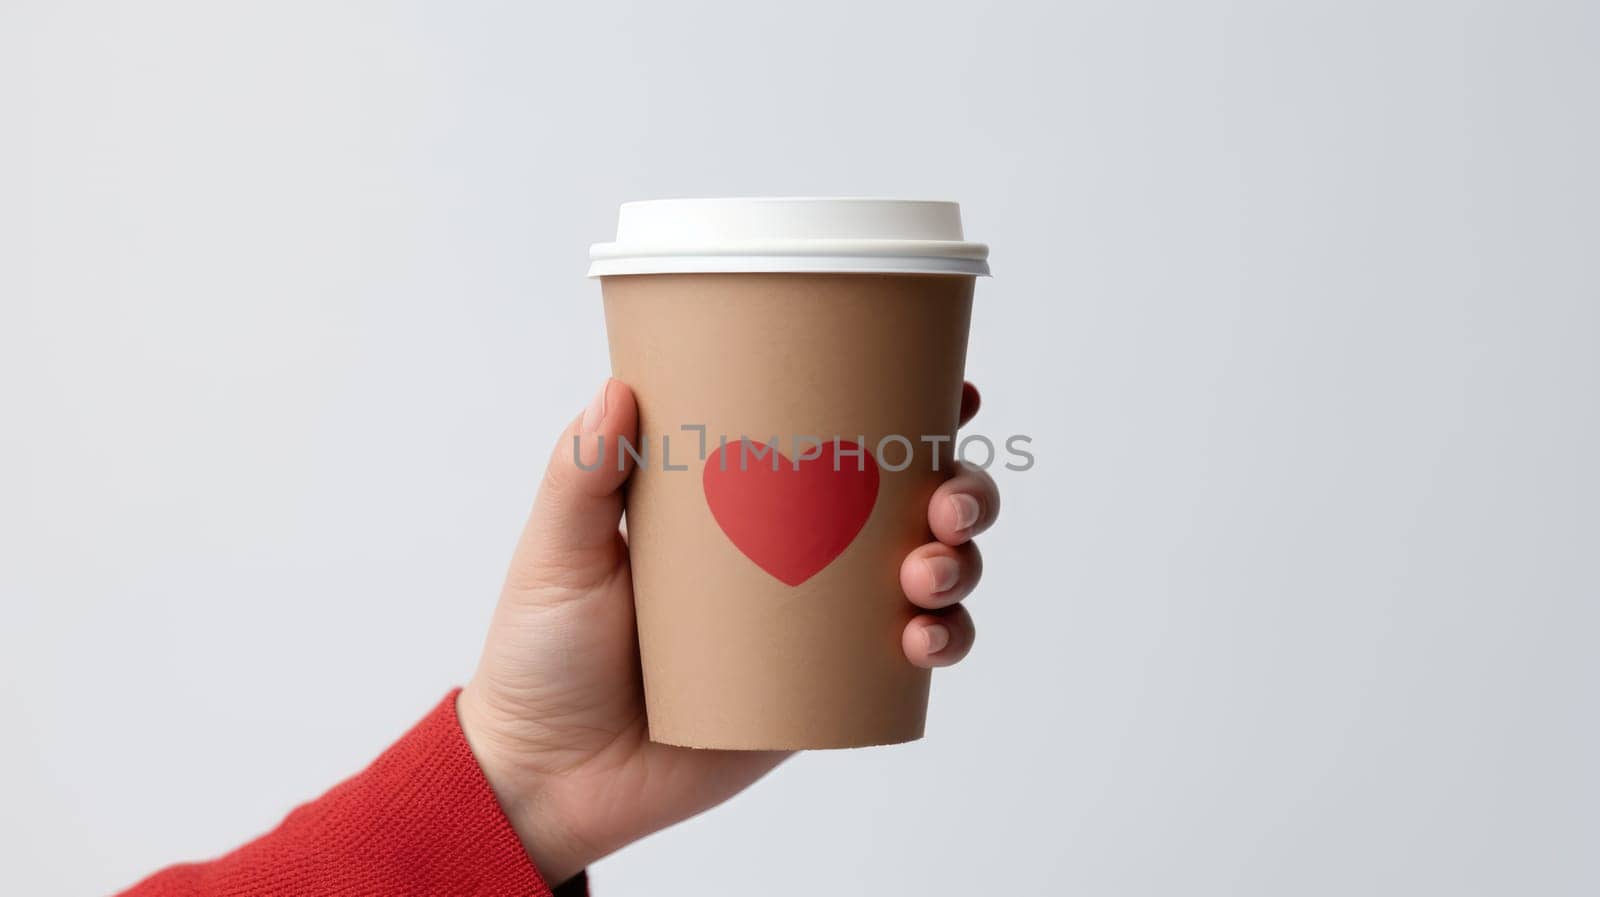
left=601, top=272, right=975, bottom=749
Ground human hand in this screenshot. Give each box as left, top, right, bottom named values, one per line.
left=457, top=378, right=1000, bottom=884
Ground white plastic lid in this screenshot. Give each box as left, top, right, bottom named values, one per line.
left=587, top=197, right=990, bottom=277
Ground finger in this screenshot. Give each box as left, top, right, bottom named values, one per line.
left=505, top=378, right=639, bottom=593
left=899, top=541, right=982, bottom=610
left=928, top=462, right=1000, bottom=546
left=957, top=381, right=981, bottom=428
left=902, top=605, right=976, bottom=668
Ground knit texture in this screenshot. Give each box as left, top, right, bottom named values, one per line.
left=119, top=690, right=587, bottom=896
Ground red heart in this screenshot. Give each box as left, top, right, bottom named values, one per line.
left=703, top=439, right=880, bottom=586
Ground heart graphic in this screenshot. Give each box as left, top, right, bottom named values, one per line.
left=703, top=439, right=880, bottom=586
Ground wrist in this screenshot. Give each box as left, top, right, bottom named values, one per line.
left=455, top=685, right=595, bottom=886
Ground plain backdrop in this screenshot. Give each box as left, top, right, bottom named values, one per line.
left=2, top=1, right=1597, bottom=894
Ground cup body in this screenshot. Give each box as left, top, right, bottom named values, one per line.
left=602, top=272, right=974, bottom=749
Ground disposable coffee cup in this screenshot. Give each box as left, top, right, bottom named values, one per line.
left=590, top=198, right=989, bottom=749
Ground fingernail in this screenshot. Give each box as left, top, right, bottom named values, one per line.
left=581, top=379, right=611, bottom=434
left=924, top=556, right=960, bottom=595
left=923, top=623, right=951, bottom=655
left=949, top=494, right=982, bottom=532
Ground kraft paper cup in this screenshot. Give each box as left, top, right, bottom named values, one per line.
left=590, top=198, right=989, bottom=749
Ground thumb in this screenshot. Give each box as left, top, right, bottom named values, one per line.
left=504, top=378, right=639, bottom=594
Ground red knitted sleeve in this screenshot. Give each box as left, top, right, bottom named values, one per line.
left=117, top=690, right=587, bottom=897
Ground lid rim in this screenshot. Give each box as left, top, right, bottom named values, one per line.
left=589, top=238, right=990, bottom=261
left=587, top=253, right=990, bottom=278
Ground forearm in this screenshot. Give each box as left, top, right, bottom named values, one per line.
left=118, top=691, right=583, bottom=897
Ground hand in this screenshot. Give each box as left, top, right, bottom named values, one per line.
left=457, top=379, right=1001, bottom=884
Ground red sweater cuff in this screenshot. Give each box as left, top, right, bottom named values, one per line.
left=119, top=690, right=585, bottom=896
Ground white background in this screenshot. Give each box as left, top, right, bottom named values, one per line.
left=3, top=1, right=1597, bottom=894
